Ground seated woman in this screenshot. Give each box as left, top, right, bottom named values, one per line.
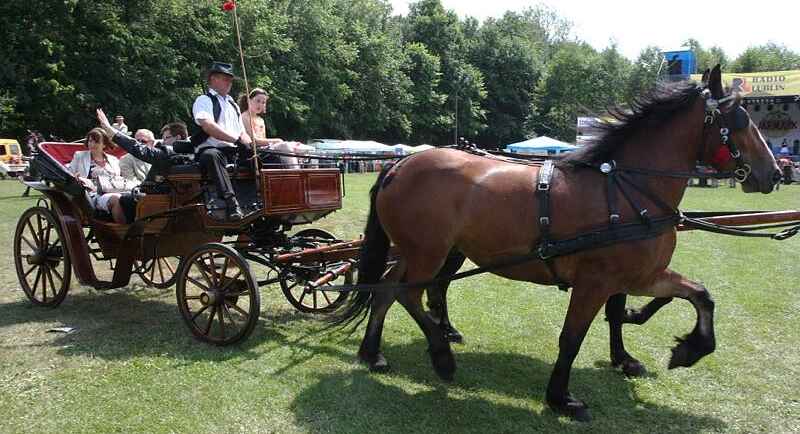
left=240, top=88, right=303, bottom=168
left=68, top=128, right=126, bottom=223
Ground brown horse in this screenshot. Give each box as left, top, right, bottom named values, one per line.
left=335, top=66, right=780, bottom=422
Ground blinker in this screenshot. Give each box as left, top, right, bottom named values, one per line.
left=729, top=106, right=749, bottom=131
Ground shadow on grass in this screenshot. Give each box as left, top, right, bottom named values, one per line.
left=286, top=338, right=727, bottom=433
left=0, top=291, right=318, bottom=363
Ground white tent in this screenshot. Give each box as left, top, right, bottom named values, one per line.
left=314, top=140, right=394, bottom=153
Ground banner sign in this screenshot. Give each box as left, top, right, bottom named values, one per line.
left=690, top=70, right=800, bottom=97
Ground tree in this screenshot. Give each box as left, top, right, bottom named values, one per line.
left=730, top=43, right=800, bottom=72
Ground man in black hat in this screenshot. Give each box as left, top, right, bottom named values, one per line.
left=191, top=61, right=252, bottom=221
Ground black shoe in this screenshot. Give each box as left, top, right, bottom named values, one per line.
left=226, top=197, right=243, bottom=221
left=206, top=198, right=227, bottom=221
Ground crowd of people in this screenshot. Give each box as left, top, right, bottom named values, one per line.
left=67, top=61, right=304, bottom=224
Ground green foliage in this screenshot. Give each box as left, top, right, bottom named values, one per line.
left=729, top=43, right=800, bottom=73
left=0, top=0, right=797, bottom=146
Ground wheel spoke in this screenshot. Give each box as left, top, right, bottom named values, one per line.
left=184, top=295, right=202, bottom=300
left=220, top=256, right=230, bottom=281
left=203, top=306, right=217, bottom=336
left=221, top=303, right=239, bottom=327
left=191, top=304, right=210, bottom=322
left=321, top=290, right=332, bottom=305
left=218, top=306, right=226, bottom=340
left=50, top=265, right=64, bottom=283
left=148, top=259, right=156, bottom=283
left=41, top=266, right=48, bottom=303
left=204, top=253, right=220, bottom=285
left=163, top=257, right=176, bottom=275
left=185, top=275, right=210, bottom=293
left=298, top=288, right=309, bottom=306
left=157, top=257, right=165, bottom=283
left=226, top=302, right=250, bottom=318
left=313, top=291, right=318, bottom=310
left=30, top=267, right=42, bottom=298
left=45, top=267, right=57, bottom=297
left=220, top=269, right=243, bottom=292
left=193, top=258, right=215, bottom=288
left=43, top=223, right=52, bottom=249
left=22, top=236, right=37, bottom=252
left=26, top=220, right=41, bottom=247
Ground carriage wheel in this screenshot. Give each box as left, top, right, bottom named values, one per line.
left=13, top=207, right=72, bottom=307
left=176, top=243, right=260, bottom=345
left=280, top=228, right=350, bottom=314
left=137, top=256, right=181, bottom=289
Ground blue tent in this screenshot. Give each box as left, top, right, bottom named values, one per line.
left=504, top=136, right=579, bottom=155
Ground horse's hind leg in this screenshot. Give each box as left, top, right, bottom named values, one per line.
left=546, top=286, right=609, bottom=422
left=605, top=294, right=646, bottom=377
left=359, top=261, right=406, bottom=372
left=426, top=250, right=467, bottom=344
left=633, top=269, right=716, bottom=369
left=397, top=284, right=456, bottom=381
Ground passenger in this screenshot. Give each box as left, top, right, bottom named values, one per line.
left=239, top=88, right=301, bottom=168
left=191, top=61, right=253, bottom=221
left=97, top=109, right=187, bottom=223
left=119, top=129, right=155, bottom=184
left=68, top=128, right=126, bottom=224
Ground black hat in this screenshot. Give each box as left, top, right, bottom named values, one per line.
left=207, top=61, right=235, bottom=78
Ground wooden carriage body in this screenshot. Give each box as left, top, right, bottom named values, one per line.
left=23, top=142, right=343, bottom=290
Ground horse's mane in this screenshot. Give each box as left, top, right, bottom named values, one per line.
left=560, top=80, right=703, bottom=166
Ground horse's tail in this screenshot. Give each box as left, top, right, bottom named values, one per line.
left=331, top=165, right=393, bottom=329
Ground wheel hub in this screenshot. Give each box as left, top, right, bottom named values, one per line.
left=200, top=289, right=226, bottom=307
left=27, top=249, right=45, bottom=266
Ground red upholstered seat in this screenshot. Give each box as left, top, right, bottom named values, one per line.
left=39, top=142, right=127, bottom=167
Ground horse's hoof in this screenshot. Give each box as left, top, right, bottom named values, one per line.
left=548, top=396, right=591, bottom=422
left=668, top=335, right=714, bottom=369
left=429, top=348, right=456, bottom=382
left=359, top=352, right=390, bottom=373
left=612, top=358, right=647, bottom=377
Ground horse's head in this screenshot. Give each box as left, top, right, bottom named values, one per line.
left=700, top=65, right=781, bottom=193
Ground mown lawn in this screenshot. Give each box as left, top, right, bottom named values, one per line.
left=0, top=176, right=798, bottom=433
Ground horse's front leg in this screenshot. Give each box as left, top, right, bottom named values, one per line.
left=622, top=296, right=674, bottom=325
left=358, top=260, right=406, bottom=372
left=605, top=294, right=646, bottom=377
left=632, top=269, right=716, bottom=369
left=546, top=286, right=609, bottom=422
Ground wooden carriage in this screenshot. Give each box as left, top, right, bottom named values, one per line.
left=14, top=142, right=357, bottom=345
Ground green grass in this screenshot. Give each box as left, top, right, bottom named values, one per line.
left=0, top=177, right=798, bottom=433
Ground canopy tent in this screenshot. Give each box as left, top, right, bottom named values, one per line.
left=504, top=136, right=579, bottom=155
left=312, top=140, right=394, bottom=153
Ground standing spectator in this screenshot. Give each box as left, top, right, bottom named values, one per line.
left=191, top=61, right=252, bottom=221
left=119, top=129, right=154, bottom=183
left=779, top=141, right=791, bottom=157
left=111, top=115, right=129, bottom=134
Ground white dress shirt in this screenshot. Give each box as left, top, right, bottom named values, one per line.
left=192, top=89, right=245, bottom=152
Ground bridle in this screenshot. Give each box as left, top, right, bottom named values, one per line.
left=700, top=88, right=753, bottom=183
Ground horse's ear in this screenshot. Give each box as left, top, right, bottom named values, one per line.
left=701, top=68, right=710, bottom=85
left=709, top=64, right=723, bottom=99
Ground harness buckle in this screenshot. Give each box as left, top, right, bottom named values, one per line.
left=538, top=244, right=553, bottom=261
left=539, top=216, right=550, bottom=226
left=538, top=182, right=550, bottom=191
left=609, top=214, right=620, bottom=224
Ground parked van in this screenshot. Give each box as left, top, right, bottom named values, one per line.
left=0, top=139, right=29, bottom=177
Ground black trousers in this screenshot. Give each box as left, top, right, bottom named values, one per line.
left=197, top=147, right=237, bottom=199
left=196, top=145, right=255, bottom=199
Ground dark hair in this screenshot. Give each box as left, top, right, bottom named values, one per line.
left=238, top=87, right=268, bottom=112
left=86, top=127, right=115, bottom=151
left=161, top=122, right=189, bottom=140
